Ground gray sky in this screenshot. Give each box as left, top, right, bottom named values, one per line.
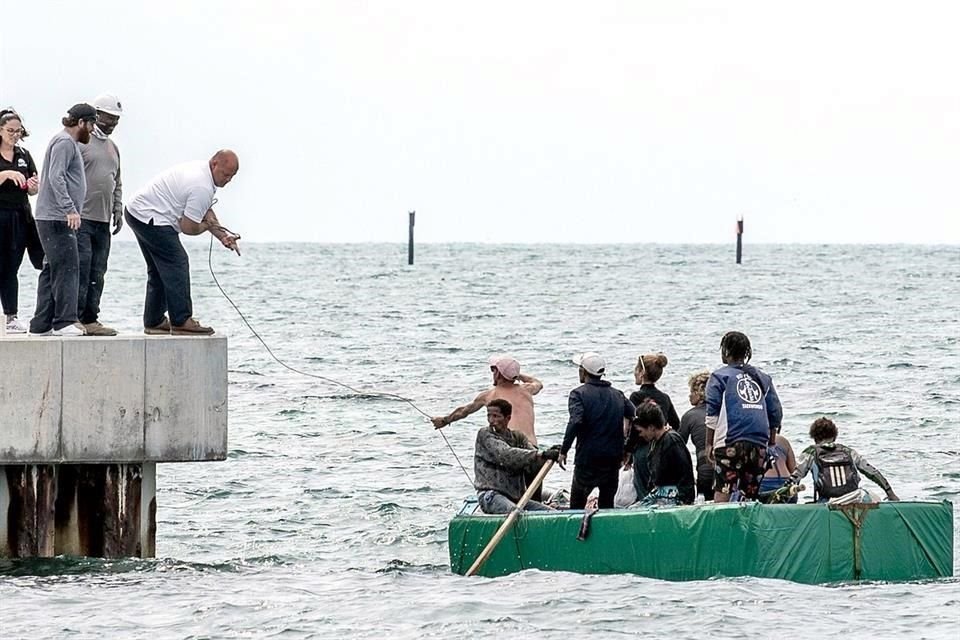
left=3, top=1, right=958, bottom=244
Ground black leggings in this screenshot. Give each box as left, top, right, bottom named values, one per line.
left=0, top=207, right=28, bottom=315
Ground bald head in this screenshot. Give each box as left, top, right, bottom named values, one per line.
left=209, top=149, right=239, bottom=187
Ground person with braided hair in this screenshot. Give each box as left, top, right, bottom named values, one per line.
left=705, top=331, right=783, bottom=502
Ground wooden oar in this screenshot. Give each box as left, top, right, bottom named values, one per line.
left=465, top=459, right=554, bottom=577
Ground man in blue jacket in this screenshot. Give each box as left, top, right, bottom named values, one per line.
left=560, top=352, right=636, bottom=509
left=705, top=332, right=782, bottom=502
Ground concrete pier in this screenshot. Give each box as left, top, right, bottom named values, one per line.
left=0, top=335, right=227, bottom=558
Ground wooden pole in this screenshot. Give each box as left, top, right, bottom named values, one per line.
left=736, top=214, right=744, bottom=264
left=465, top=459, right=554, bottom=577
left=408, top=211, right=415, bottom=265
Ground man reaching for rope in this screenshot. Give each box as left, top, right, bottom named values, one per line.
left=433, top=356, right=547, bottom=499
left=124, top=150, right=240, bottom=335
left=474, top=399, right=561, bottom=514
left=432, top=356, right=543, bottom=443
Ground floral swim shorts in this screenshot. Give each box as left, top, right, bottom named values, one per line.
left=713, top=441, right=766, bottom=500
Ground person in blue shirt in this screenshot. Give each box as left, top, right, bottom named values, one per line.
left=705, top=331, right=783, bottom=502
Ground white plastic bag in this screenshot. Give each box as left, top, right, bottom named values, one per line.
left=614, top=468, right=637, bottom=508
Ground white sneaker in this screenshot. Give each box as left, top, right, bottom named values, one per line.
left=5, top=316, right=27, bottom=334
left=29, top=329, right=52, bottom=337
left=52, top=323, right=87, bottom=337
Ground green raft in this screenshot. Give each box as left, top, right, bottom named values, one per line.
left=448, top=500, right=954, bottom=583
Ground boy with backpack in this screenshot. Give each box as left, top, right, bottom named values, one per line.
left=789, top=417, right=900, bottom=502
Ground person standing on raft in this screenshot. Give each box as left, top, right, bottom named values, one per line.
left=705, top=331, right=783, bottom=502
left=560, top=352, right=636, bottom=510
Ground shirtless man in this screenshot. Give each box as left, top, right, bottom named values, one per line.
left=431, top=356, right=543, bottom=445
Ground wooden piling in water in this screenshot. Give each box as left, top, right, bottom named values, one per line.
left=736, top=214, right=744, bottom=264
left=408, top=210, right=415, bottom=265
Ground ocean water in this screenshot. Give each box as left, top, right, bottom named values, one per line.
left=1, top=242, right=958, bottom=639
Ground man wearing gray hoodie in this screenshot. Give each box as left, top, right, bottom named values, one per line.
left=29, top=103, right=98, bottom=336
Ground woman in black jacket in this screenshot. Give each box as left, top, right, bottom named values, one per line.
left=625, top=352, right=680, bottom=497
left=0, top=108, right=40, bottom=333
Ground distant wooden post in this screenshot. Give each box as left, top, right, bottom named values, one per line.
left=408, top=211, right=415, bottom=265
left=736, top=214, right=744, bottom=264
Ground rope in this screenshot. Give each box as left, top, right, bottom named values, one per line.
left=206, top=235, right=475, bottom=486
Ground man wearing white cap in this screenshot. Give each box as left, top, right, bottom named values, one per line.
left=76, top=93, right=123, bottom=336
left=561, top=352, right=636, bottom=509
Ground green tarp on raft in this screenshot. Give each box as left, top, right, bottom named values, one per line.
left=448, top=501, right=954, bottom=583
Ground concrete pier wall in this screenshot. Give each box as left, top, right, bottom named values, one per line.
left=0, top=335, right=227, bottom=558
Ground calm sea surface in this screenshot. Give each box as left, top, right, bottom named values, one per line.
left=1, top=243, right=958, bottom=639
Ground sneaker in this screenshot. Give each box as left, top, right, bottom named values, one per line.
left=5, top=316, right=28, bottom=334
left=52, top=323, right=87, bottom=337
left=171, top=317, right=215, bottom=336
left=29, top=329, right=53, bottom=337
left=83, top=321, right=118, bottom=336
left=144, top=317, right=171, bottom=335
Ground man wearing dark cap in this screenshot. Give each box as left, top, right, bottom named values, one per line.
left=29, top=104, right=98, bottom=336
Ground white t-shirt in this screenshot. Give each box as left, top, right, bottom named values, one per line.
left=126, top=160, right=216, bottom=231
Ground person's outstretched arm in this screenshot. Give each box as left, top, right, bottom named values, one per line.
left=850, top=447, right=899, bottom=501
left=431, top=390, right=489, bottom=429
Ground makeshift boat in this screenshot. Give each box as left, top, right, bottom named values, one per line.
left=448, top=499, right=954, bottom=584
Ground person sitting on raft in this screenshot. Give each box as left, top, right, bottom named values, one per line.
left=788, top=417, right=899, bottom=502
left=474, top=398, right=562, bottom=514
left=632, top=400, right=695, bottom=506
left=759, top=432, right=798, bottom=502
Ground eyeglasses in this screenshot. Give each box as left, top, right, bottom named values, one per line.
left=2, top=127, right=24, bottom=136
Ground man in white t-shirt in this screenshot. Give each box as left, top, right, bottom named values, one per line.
left=124, top=150, right=240, bottom=335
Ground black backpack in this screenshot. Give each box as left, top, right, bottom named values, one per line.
left=814, top=444, right=860, bottom=499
